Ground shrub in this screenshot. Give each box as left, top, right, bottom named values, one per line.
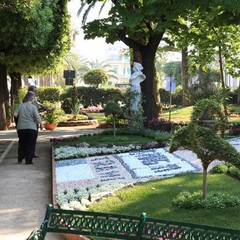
left=211, top=164, right=228, bottom=174
left=148, top=118, right=186, bottom=132
left=60, top=87, right=124, bottom=107
left=38, top=86, right=61, bottom=103
left=172, top=191, right=240, bottom=209
left=154, top=134, right=172, bottom=143
left=228, top=166, right=240, bottom=177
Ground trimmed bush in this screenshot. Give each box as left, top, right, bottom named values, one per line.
left=172, top=191, right=240, bottom=209
left=211, top=164, right=228, bottom=174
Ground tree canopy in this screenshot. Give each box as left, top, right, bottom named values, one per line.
left=79, top=0, right=240, bottom=124
left=83, top=68, right=109, bottom=87
left=0, top=0, right=71, bottom=130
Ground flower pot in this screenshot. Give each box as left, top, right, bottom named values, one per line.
left=44, top=123, right=57, bottom=131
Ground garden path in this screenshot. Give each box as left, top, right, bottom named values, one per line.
left=0, top=126, right=102, bottom=240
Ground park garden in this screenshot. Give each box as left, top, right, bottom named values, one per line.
left=2, top=1, right=240, bottom=238
left=21, top=84, right=240, bottom=231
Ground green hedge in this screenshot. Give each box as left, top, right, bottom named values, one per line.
left=38, top=86, right=62, bottom=103
left=60, top=86, right=124, bottom=107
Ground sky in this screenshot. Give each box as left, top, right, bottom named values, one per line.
left=67, top=0, right=181, bottom=62
left=68, top=0, right=124, bottom=61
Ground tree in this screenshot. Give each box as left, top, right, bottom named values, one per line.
left=170, top=98, right=240, bottom=198
left=0, top=0, right=70, bottom=130
left=104, top=100, right=123, bottom=137
left=81, top=59, right=118, bottom=80
left=83, top=68, right=109, bottom=87
left=169, top=8, right=240, bottom=113
left=79, top=0, right=240, bottom=125
left=170, top=124, right=240, bottom=199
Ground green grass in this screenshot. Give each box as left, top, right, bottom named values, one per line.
left=89, top=173, right=240, bottom=229
left=88, top=112, right=106, bottom=123
left=162, top=104, right=240, bottom=124
left=162, top=106, right=193, bottom=122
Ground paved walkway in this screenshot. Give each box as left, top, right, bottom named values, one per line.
left=0, top=126, right=102, bottom=240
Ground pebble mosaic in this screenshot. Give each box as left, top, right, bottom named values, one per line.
left=56, top=148, right=200, bottom=187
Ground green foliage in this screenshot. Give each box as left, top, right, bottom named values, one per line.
left=104, top=101, right=123, bottom=137
left=37, top=86, right=62, bottom=103
left=191, top=98, right=225, bottom=122
left=190, top=98, right=227, bottom=135
left=70, top=100, right=81, bottom=116
left=122, top=88, right=144, bottom=130
left=228, top=166, right=240, bottom=177
left=60, top=87, right=124, bottom=107
left=162, top=61, right=182, bottom=86
left=42, top=101, right=64, bottom=124
left=170, top=98, right=240, bottom=199
left=1, top=0, right=70, bottom=75
left=172, top=191, right=240, bottom=210
left=104, top=101, right=122, bottom=117
left=14, top=87, right=28, bottom=108
left=154, top=134, right=172, bottom=143
left=211, top=164, right=228, bottom=174
left=83, top=68, right=109, bottom=87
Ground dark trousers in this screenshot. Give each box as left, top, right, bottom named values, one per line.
left=17, top=129, right=38, bottom=164
left=33, top=126, right=39, bottom=154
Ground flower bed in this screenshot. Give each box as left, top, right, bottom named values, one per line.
left=53, top=146, right=200, bottom=210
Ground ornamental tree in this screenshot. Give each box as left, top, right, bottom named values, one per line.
left=83, top=68, right=109, bottom=88
left=170, top=98, right=240, bottom=199
left=170, top=124, right=240, bottom=199
left=104, top=101, right=123, bottom=137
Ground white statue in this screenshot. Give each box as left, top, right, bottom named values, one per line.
left=130, top=62, right=146, bottom=93
left=129, top=62, right=146, bottom=111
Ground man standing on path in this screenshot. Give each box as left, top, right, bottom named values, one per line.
left=25, top=85, right=46, bottom=158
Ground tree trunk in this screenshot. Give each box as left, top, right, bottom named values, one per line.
left=141, top=51, right=156, bottom=125
left=10, top=72, right=22, bottom=121
left=118, top=31, right=163, bottom=125
left=181, top=48, right=189, bottom=106
left=202, top=167, right=208, bottom=199
left=237, top=81, right=240, bottom=105
left=152, top=65, right=162, bottom=118
left=218, top=46, right=227, bottom=137
left=0, top=63, right=8, bottom=130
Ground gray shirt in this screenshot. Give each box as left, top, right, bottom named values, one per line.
left=14, top=102, right=42, bottom=130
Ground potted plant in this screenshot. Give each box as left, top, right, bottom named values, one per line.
left=43, top=108, right=59, bottom=130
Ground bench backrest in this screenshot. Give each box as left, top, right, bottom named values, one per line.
left=28, top=204, right=240, bottom=240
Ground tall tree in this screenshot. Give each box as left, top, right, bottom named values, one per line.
left=0, top=0, right=70, bottom=130
left=79, top=0, right=240, bottom=124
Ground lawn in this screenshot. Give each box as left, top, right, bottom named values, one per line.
left=89, top=173, right=240, bottom=229
left=162, top=106, right=193, bottom=122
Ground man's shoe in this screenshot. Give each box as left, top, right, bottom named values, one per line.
left=33, top=154, right=40, bottom=158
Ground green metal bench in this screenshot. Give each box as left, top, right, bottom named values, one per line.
left=27, top=204, right=240, bottom=240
